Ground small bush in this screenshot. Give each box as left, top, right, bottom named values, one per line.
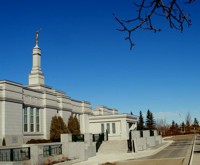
left=50, top=116, right=68, bottom=142
left=26, top=139, right=51, bottom=144
left=68, top=115, right=80, bottom=135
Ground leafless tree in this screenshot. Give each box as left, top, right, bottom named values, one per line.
left=156, top=118, right=169, bottom=136
left=186, top=112, right=192, bottom=126
left=114, top=0, right=196, bottom=49
left=185, top=112, right=192, bottom=133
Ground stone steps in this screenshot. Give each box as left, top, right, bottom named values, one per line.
left=98, top=140, right=128, bottom=153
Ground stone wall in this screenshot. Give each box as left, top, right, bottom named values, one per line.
left=61, top=133, right=96, bottom=161
left=0, top=133, right=96, bottom=165
left=131, top=130, right=162, bottom=152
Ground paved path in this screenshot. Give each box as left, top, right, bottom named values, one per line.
left=116, top=134, right=194, bottom=165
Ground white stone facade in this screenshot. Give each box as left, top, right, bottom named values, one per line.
left=0, top=80, right=92, bottom=145
left=89, top=106, right=137, bottom=140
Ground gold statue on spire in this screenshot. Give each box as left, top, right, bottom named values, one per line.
left=35, top=28, right=41, bottom=46
left=36, top=31, right=39, bottom=43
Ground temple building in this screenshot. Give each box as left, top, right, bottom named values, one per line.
left=0, top=33, right=137, bottom=146
left=0, top=32, right=92, bottom=145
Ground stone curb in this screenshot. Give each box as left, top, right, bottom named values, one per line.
left=56, top=159, right=81, bottom=165
left=189, top=135, right=196, bottom=165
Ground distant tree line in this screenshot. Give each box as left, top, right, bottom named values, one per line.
left=163, top=116, right=199, bottom=136
left=169, top=113, right=199, bottom=135
left=137, top=111, right=200, bottom=136
left=139, top=111, right=200, bottom=136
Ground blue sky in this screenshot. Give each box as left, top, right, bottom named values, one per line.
left=0, top=0, right=200, bottom=124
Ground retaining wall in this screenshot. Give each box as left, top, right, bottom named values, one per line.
left=131, top=130, right=162, bottom=152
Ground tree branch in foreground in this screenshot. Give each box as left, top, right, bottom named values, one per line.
left=114, top=0, right=196, bottom=49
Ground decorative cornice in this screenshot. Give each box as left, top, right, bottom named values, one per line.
left=58, top=107, right=72, bottom=112
left=23, top=87, right=43, bottom=94
left=44, top=105, right=59, bottom=110
left=89, top=114, right=137, bottom=121
left=0, top=97, right=23, bottom=104
left=0, top=80, right=23, bottom=87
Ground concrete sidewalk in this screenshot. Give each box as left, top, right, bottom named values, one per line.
left=190, top=135, right=200, bottom=165
left=69, top=140, right=173, bottom=165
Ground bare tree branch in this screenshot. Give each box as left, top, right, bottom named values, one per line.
left=114, top=0, right=196, bottom=49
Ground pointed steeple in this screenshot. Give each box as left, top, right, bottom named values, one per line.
left=28, top=31, right=45, bottom=85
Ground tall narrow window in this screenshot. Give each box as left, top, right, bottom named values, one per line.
left=24, top=106, right=27, bottom=132
left=112, top=123, right=116, bottom=134
left=101, top=123, right=104, bottom=133
left=30, top=107, right=34, bottom=132
left=106, top=123, right=110, bottom=134
left=36, top=108, right=40, bottom=132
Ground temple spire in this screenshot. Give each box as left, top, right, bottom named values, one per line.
left=29, top=31, right=44, bottom=85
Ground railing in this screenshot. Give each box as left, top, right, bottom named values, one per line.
left=43, top=144, right=62, bottom=157
left=72, top=134, right=84, bottom=142
left=93, top=134, right=104, bottom=142
left=140, top=130, right=143, bottom=138
left=96, top=133, right=104, bottom=152
left=150, top=130, right=154, bottom=136
left=127, top=131, right=132, bottom=152
left=0, top=147, right=30, bottom=161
